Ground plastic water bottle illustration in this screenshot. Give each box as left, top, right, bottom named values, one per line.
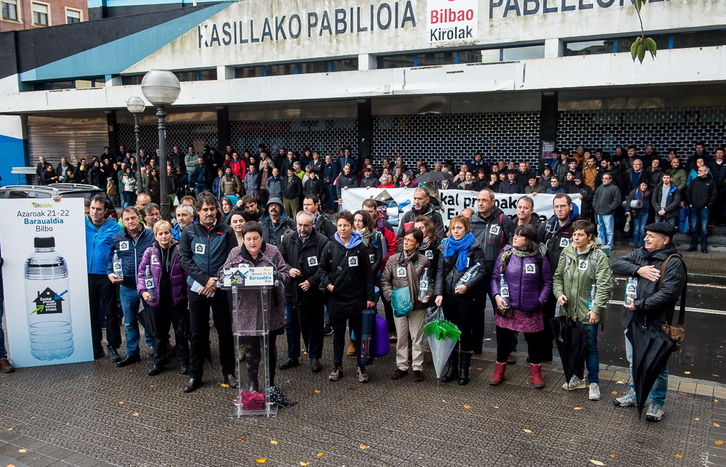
left=144, top=265, right=155, bottom=300
left=24, top=237, right=74, bottom=360
left=624, top=277, right=638, bottom=307
left=499, top=274, right=510, bottom=309
left=588, top=284, right=597, bottom=311
left=112, top=251, right=123, bottom=280
left=418, top=268, right=430, bottom=302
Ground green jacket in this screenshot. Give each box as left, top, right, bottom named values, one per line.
left=552, top=241, right=613, bottom=324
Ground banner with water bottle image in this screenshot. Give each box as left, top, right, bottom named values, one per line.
left=0, top=198, right=93, bottom=367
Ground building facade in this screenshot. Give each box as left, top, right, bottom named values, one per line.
left=0, top=0, right=87, bottom=32
left=1, top=0, right=725, bottom=184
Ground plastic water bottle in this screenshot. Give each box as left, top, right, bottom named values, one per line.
left=588, top=284, right=597, bottom=311
left=24, top=237, right=74, bottom=361
left=455, top=263, right=480, bottom=288
left=624, top=277, right=637, bottom=307
left=112, top=251, right=123, bottom=280
left=418, top=268, right=429, bottom=302
left=499, top=274, right=510, bottom=309
left=144, top=265, right=155, bottom=300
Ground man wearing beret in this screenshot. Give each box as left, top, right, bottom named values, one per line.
left=611, top=222, right=687, bottom=422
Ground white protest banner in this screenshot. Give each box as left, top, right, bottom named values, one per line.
left=342, top=188, right=581, bottom=226
left=0, top=198, right=93, bottom=367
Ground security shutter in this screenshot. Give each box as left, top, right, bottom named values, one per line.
left=27, top=116, right=109, bottom=168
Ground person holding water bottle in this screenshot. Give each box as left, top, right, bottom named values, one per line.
left=553, top=220, right=614, bottom=401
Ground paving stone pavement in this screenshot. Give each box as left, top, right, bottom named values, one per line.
left=0, top=338, right=722, bottom=467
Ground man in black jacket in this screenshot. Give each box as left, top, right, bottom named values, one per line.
left=686, top=165, right=718, bottom=252
left=612, top=222, right=686, bottom=422
left=282, top=169, right=303, bottom=218
left=278, top=211, right=329, bottom=373
left=178, top=192, right=238, bottom=393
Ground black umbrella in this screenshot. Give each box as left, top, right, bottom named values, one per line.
left=549, top=312, right=590, bottom=385
left=414, top=171, right=453, bottom=184
left=136, top=303, right=156, bottom=344
left=626, top=315, right=677, bottom=417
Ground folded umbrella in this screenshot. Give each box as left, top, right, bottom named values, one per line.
left=424, top=307, right=461, bottom=379
left=549, top=310, right=590, bottom=385
left=626, top=315, right=677, bottom=417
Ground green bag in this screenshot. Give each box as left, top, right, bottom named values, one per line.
left=391, top=287, right=413, bottom=317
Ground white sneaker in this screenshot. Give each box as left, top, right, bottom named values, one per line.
left=588, top=383, right=601, bottom=401
left=561, top=375, right=586, bottom=391
left=645, top=401, right=664, bottom=422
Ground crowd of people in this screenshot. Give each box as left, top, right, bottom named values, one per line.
left=22, top=141, right=702, bottom=422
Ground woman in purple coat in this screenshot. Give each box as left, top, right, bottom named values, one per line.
left=489, top=224, right=552, bottom=389
left=220, top=221, right=289, bottom=393
left=137, top=220, right=190, bottom=376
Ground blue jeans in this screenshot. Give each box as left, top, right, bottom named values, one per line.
left=575, top=324, right=599, bottom=384
left=597, top=214, right=615, bottom=247
left=625, top=329, right=668, bottom=406
left=632, top=212, right=648, bottom=247
left=119, top=285, right=153, bottom=356
left=689, top=207, right=710, bottom=248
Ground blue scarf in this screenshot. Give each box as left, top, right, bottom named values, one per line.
left=444, top=232, right=475, bottom=272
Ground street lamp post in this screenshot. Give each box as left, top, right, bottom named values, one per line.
left=140, top=70, right=180, bottom=221
left=126, top=96, right=145, bottom=159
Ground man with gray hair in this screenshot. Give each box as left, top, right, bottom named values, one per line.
left=278, top=210, right=330, bottom=373
left=172, top=204, right=195, bottom=240
left=397, top=187, right=445, bottom=239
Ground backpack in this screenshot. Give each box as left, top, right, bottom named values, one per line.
left=563, top=247, right=617, bottom=290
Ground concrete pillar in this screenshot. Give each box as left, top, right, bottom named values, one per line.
left=359, top=54, right=377, bottom=71
left=540, top=92, right=558, bottom=173
left=544, top=38, right=563, bottom=58
left=217, top=65, right=234, bottom=80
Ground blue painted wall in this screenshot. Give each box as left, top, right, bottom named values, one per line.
left=0, top=135, right=28, bottom=186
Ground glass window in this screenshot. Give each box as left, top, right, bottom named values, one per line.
left=502, top=45, right=544, bottom=61
left=377, top=55, right=415, bottom=69
left=458, top=50, right=483, bottom=64
left=418, top=51, right=456, bottom=67
left=32, top=2, right=49, bottom=26
left=616, top=35, right=669, bottom=53
left=121, top=75, right=143, bottom=85
left=1, top=0, right=18, bottom=21
left=266, top=64, right=296, bottom=76
left=235, top=67, right=265, bottom=78
left=673, top=30, right=726, bottom=49
left=299, top=61, right=330, bottom=74
left=66, top=8, right=81, bottom=24
left=331, top=58, right=358, bottom=72
left=564, top=40, right=613, bottom=56
left=198, top=69, right=217, bottom=81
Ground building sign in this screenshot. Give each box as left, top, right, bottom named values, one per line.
left=427, top=0, right=478, bottom=43
left=488, top=0, right=669, bottom=18
left=198, top=0, right=417, bottom=48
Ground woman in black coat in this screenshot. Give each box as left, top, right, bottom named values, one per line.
left=433, top=215, right=487, bottom=386
left=316, top=211, right=375, bottom=383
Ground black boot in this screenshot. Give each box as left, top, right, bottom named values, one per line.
left=245, top=345, right=261, bottom=392
left=458, top=352, right=472, bottom=386
left=441, top=352, right=459, bottom=383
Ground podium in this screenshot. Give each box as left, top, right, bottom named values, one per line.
left=222, top=266, right=279, bottom=418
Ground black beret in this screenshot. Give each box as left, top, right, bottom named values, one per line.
left=645, top=222, right=676, bottom=237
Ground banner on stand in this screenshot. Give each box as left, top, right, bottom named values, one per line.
left=0, top=198, right=93, bottom=367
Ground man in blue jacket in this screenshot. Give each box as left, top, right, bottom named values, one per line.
left=179, top=191, right=238, bottom=393
left=107, top=207, right=155, bottom=367
left=86, top=195, right=123, bottom=361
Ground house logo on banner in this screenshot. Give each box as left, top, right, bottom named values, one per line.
left=427, top=0, right=478, bottom=43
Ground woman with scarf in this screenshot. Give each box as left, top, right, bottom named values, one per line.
left=380, top=228, right=432, bottom=383
left=316, top=211, right=375, bottom=383
left=220, top=221, right=289, bottom=393
left=625, top=180, right=651, bottom=249
left=433, top=215, right=486, bottom=385
left=137, top=221, right=190, bottom=376
left=489, top=224, right=552, bottom=388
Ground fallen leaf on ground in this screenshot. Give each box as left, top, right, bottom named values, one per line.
left=316, top=453, right=324, bottom=457
left=493, top=406, right=499, bottom=409
left=132, top=413, right=140, bottom=417
left=484, top=338, right=492, bottom=341
left=694, top=418, right=700, bottom=421
left=149, top=385, right=156, bottom=388
left=684, top=371, right=691, bottom=375
left=675, top=454, right=683, bottom=458
left=678, top=392, right=688, bottom=395
left=573, top=407, right=582, bottom=410
left=63, top=398, right=71, bottom=401
left=359, top=444, right=370, bottom=450
left=609, top=454, right=616, bottom=458
left=17, top=449, right=26, bottom=453
left=476, top=368, right=483, bottom=371
left=715, top=423, right=721, bottom=427
left=715, top=441, right=724, bottom=445
left=615, top=380, right=625, bottom=384
left=523, top=429, right=533, bottom=433
left=463, top=405, right=472, bottom=409
left=256, top=459, right=267, bottom=463
left=118, top=401, right=124, bottom=405
left=270, top=440, right=278, bottom=445
left=611, top=391, right=618, bottom=395
left=589, top=460, right=605, bottom=466
left=313, top=390, right=321, bottom=393
left=237, top=439, right=244, bottom=442
left=220, top=383, right=230, bottom=388
left=713, top=374, right=720, bottom=377
left=300, top=463, right=310, bottom=466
